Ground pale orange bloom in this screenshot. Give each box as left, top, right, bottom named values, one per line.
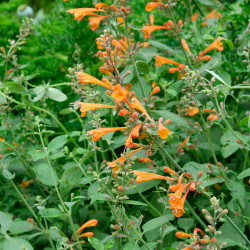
left=204, top=109, right=214, bottom=112
left=199, top=37, right=223, bottom=58
left=138, top=158, right=155, bottom=164
left=131, top=97, right=152, bottom=120
left=73, top=102, right=116, bottom=117
left=112, top=39, right=127, bottom=53
left=191, top=13, right=199, bottom=21
left=119, top=109, right=131, bottom=116
left=201, top=22, right=208, bottom=26
left=133, top=170, right=175, bottom=183
left=149, top=86, right=160, bottom=98
left=79, top=232, right=94, bottom=238
left=199, top=55, right=211, bottom=61
left=117, top=17, right=124, bottom=25
left=178, top=136, right=190, bottom=150
left=204, top=10, right=221, bottom=21
left=20, top=179, right=33, bottom=188
left=181, top=39, right=192, bottom=56
left=207, top=114, right=219, bottom=121
left=131, top=124, right=142, bottom=138
left=125, top=133, right=134, bottom=148
left=108, top=147, right=143, bottom=171
left=88, top=15, right=107, bottom=31
left=169, top=67, right=179, bottom=74
left=67, top=8, right=103, bottom=21
left=76, top=72, right=112, bottom=89
left=87, top=127, right=128, bottom=141
left=145, top=2, right=164, bottom=12
left=111, top=84, right=130, bottom=103
left=158, top=122, right=171, bottom=139
left=187, top=106, right=199, bottom=116
left=142, top=26, right=169, bottom=39
left=163, top=166, right=177, bottom=175
left=176, top=232, right=193, bottom=238
left=181, top=248, right=193, bottom=250
left=155, top=55, right=181, bottom=67
left=149, top=14, right=154, bottom=25
left=95, top=3, right=109, bottom=9
left=0, top=137, right=5, bottom=142
left=76, top=219, right=98, bottom=234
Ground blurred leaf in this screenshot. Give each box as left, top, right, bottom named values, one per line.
left=177, top=218, right=195, bottom=231
left=1, top=237, right=33, bottom=250
left=2, top=81, right=26, bottom=93
left=221, top=130, right=240, bottom=158
left=29, top=86, right=45, bottom=102
left=148, top=40, right=174, bottom=53
left=0, top=211, right=12, bottom=234
left=121, top=66, right=134, bottom=83
left=88, top=237, right=105, bottom=250
left=124, top=241, right=140, bottom=250
left=39, top=208, right=62, bottom=218
left=238, top=169, right=250, bottom=179
left=136, top=61, right=149, bottom=74
left=46, top=87, right=67, bottom=102
left=122, top=200, right=148, bottom=206
left=8, top=221, right=33, bottom=234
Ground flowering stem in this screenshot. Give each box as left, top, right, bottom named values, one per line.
left=124, top=18, right=146, bottom=99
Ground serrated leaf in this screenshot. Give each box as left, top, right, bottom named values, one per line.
left=46, top=87, right=67, bottom=102
left=48, top=135, right=68, bottom=153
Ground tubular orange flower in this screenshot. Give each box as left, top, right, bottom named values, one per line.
left=163, top=166, right=177, bottom=175
left=67, top=8, right=103, bottom=21
left=178, top=136, right=190, bottom=151
left=199, top=55, right=211, bottom=61
left=131, top=124, right=142, bottom=138
left=187, top=106, right=199, bottom=116
left=131, top=97, right=152, bottom=120
left=133, top=170, right=175, bottom=183
left=119, top=109, right=131, bottom=116
left=87, top=127, right=128, bottom=141
left=199, top=37, right=224, bottom=58
left=168, top=183, right=191, bottom=208
left=20, top=179, right=33, bottom=188
left=138, top=158, right=155, bottom=164
left=76, top=72, right=112, bottom=89
left=142, top=26, right=169, bottom=39
left=169, top=67, right=179, bottom=74
left=88, top=15, right=108, bottom=31
left=149, top=86, right=160, bottom=98
left=73, top=102, right=116, bottom=117
left=191, top=13, right=199, bottom=21
left=108, top=147, right=143, bottom=171
left=181, top=39, right=192, bottom=56
left=95, top=3, right=109, bottom=9
left=0, top=137, right=5, bottom=142
left=125, top=133, right=134, bottom=148
left=204, top=10, right=221, bottom=21
left=172, top=188, right=190, bottom=217
left=155, top=55, right=181, bottom=67
left=111, top=84, right=130, bottom=103
left=158, top=122, right=171, bottom=139
left=207, top=114, right=219, bottom=121
left=193, top=228, right=205, bottom=237
left=76, top=219, right=98, bottom=234
left=145, top=2, right=164, bottom=11
left=149, top=14, right=154, bottom=25
left=176, top=232, right=194, bottom=238
left=79, top=232, right=94, bottom=238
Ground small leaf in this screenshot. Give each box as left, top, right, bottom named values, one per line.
left=148, top=40, right=174, bottom=53
left=142, top=214, right=174, bottom=233
left=2, top=237, right=34, bottom=250
left=2, top=81, right=26, bottom=93
left=88, top=237, right=105, bottom=250
left=48, top=135, right=68, bottom=153
left=136, top=61, right=149, bottom=74
left=39, top=208, right=62, bottom=218
left=0, top=211, right=12, bottom=234
left=177, top=218, right=195, bottom=231
left=122, top=200, right=148, bottom=206
left=29, top=86, right=45, bottom=102
left=205, top=69, right=231, bottom=87
left=238, top=169, right=250, bottom=179
left=8, top=221, right=33, bottom=234
left=46, top=87, right=67, bottom=102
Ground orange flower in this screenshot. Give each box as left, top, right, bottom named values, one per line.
left=0, top=137, right=5, bottom=142
left=20, top=179, right=33, bottom=188
left=204, top=10, right=221, bottom=21
left=73, top=102, right=116, bottom=117
left=76, top=72, right=112, bottom=89
left=155, top=55, right=181, bottom=67
left=142, top=26, right=169, bottom=39
left=79, top=232, right=94, bottom=238
left=131, top=124, right=142, bottom=138
left=119, top=109, right=131, bottom=116
left=87, top=127, right=128, bottom=141
left=108, top=147, right=143, bottom=171
left=111, top=84, right=130, bottom=103
left=191, top=13, right=199, bottom=21
left=176, top=232, right=194, bottom=238
left=88, top=15, right=107, bottom=31
left=149, top=14, right=154, bottom=25
left=133, top=170, right=175, bottom=183
left=199, top=37, right=223, bottom=58
left=131, top=97, right=152, bottom=120
left=95, top=3, right=109, bottom=9
left=178, top=136, right=190, bottom=151
left=187, top=106, right=199, bottom=116
left=138, top=158, right=155, bottom=164
left=76, top=219, right=98, bottom=234
left=125, top=133, right=134, bottom=148
left=145, top=2, right=164, bottom=12
left=149, top=86, right=160, bottom=98
left=207, top=114, right=219, bottom=121
left=181, top=39, right=192, bottom=56
left=158, top=122, right=171, bottom=139
left=67, top=8, right=103, bottom=21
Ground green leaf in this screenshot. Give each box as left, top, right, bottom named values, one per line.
left=226, top=178, right=245, bottom=200
left=2, top=81, right=26, bottom=93
left=34, top=162, right=59, bottom=186
left=46, top=87, right=67, bottom=102
left=124, top=241, right=140, bottom=250
left=8, top=221, right=33, bottom=234
left=129, top=24, right=141, bottom=30
left=177, top=218, right=195, bottom=231
left=2, top=237, right=33, bottom=250
left=48, top=135, right=68, bottom=153
left=121, top=66, right=134, bottom=83
left=0, top=211, right=12, bottom=234
left=80, top=176, right=94, bottom=185
left=163, top=226, right=176, bottom=236
left=148, top=40, right=174, bottom=53
left=88, top=237, right=105, bottom=250
left=238, top=169, right=250, bottom=179
left=39, top=208, right=62, bottom=218
left=136, top=61, right=149, bottom=74
left=151, top=110, right=190, bottom=128
left=142, top=214, right=174, bottom=233
left=62, top=166, right=82, bottom=184
left=126, top=179, right=161, bottom=195
left=205, top=69, right=231, bottom=87
left=122, top=200, right=148, bottom=206
left=2, top=168, right=15, bottom=180
left=32, top=150, right=46, bottom=161
left=29, top=86, right=45, bottom=102
left=221, top=130, right=240, bottom=158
